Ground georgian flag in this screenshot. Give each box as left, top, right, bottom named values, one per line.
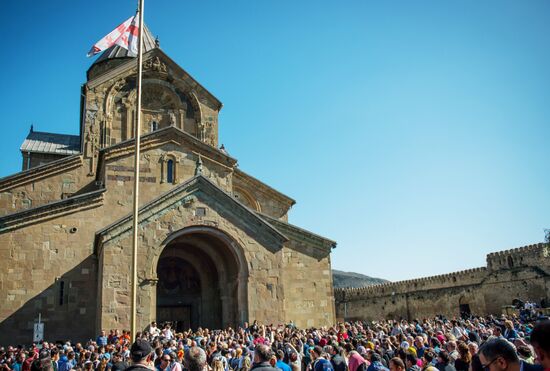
left=87, top=15, right=139, bottom=57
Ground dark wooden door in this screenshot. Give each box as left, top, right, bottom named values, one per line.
left=157, top=306, right=191, bottom=332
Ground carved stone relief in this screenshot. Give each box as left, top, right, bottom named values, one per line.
left=144, top=56, right=167, bottom=73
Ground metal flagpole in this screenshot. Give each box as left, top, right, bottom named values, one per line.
left=131, top=0, right=145, bottom=340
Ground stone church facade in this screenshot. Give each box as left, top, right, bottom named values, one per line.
left=0, top=28, right=336, bottom=345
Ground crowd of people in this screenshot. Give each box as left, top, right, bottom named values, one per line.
left=0, top=315, right=549, bottom=371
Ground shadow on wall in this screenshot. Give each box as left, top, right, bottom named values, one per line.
left=0, top=255, right=98, bottom=347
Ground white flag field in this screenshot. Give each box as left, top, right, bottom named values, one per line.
left=87, top=15, right=139, bottom=57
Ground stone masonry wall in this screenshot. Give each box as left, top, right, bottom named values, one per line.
left=97, top=192, right=286, bottom=331
left=335, top=243, right=550, bottom=321
left=21, top=152, right=67, bottom=171
left=282, top=245, right=335, bottom=328
left=100, top=143, right=233, bottom=223
left=0, top=156, right=93, bottom=217
left=0, top=204, right=103, bottom=346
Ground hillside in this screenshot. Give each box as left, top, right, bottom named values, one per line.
left=332, top=269, right=389, bottom=288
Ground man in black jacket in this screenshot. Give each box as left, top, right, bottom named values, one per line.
left=124, top=339, right=153, bottom=371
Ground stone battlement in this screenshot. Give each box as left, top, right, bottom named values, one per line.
left=335, top=242, right=549, bottom=302
left=334, top=266, right=487, bottom=300
left=486, top=243, right=548, bottom=270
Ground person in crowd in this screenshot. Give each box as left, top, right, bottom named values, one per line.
left=329, top=347, right=347, bottom=371
left=348, top=351, right=367, bottom=371
left=367, top=353, right=389, bottom=371
left=185, top=347, right=208, bottom=371
left=453, top=343, right=470, bottom=371
left=275, top=350, right=291, bottom=371
left=110, top=352, right=128, bottom=371
left=435, top=351, right=456, bottom=371
left=530, top=320, right=550, bottom=370
left=125, top=339, right=154, bottom=371
left=478, top=338, right=542, bottom=371
left=96, top=331, right=108, bottom=348
left=503, top=322, right=518, bottom=341
left=310, top=346, right=333, bottom=371
left=421, top=351, right=437, bottom=371
left=389, top=358, right=405, bottom=371
left=405, top=353, right=420, bottom=371
left=251, top=344, right=275, bottom=371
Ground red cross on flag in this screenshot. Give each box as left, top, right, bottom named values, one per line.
left=87, top=15, right=139, bottom=57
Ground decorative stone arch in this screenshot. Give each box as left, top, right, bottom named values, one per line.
left=160, top=152, right=180, bottom=184
left=146, top=225, right=250, bottom=328
left=102, top=78, right=130, bottom=146
left=233, top=186, right=261, bottom=212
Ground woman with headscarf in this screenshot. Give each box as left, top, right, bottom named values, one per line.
left=349, top=351, right=369, bottom=371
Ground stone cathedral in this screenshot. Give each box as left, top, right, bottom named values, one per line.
left=0, top=28, right=336, bottom=345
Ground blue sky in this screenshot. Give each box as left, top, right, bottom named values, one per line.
left=0, top=1, right=549, bottom=281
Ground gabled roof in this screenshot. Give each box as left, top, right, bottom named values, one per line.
left=95, top=175, right=288, bottom=253
left=257, top=213, right=336, bottom=252
left=99, top=125, right=236, bottom=167
left=86, top=48, right=222, bottom=110
left=234, top=168, right=295, bottom=207
left=20, top=130, right=80, bottom=155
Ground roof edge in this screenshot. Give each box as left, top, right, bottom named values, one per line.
left=0, top=188, right=105, bottom=234
left=99, top=126, right=237, bottom=166
left=257, top=212, right=336, bottom=251
left=234, top=168, right=296, bottom=206
left=0, top=155, right=83, bottom=193
left=86, top=48, right=222, bottom=110
left=95, top=175, right=288, bottom=248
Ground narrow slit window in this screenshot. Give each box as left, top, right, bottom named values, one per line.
left=150, top=121, right=158, bottom=132
left=59, top=281, right=65, bottom=306
left=167, top=159, right=174, bottom=183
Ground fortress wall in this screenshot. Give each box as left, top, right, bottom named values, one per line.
left=335, top=243, right=550, bottom=321
left=486, top=243, right=548, bottom=270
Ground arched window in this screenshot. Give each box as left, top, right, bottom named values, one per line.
left=507, top=256, right=514, bottom=268
left=167, top=159, right=174, bottom=183
left=150, top=121, right=158, bottom=132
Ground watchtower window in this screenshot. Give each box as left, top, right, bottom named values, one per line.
left=150, top=121, right=159, bottom=132
left=167, top=159, right=174, bottom=183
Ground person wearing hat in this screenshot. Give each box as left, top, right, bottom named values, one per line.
left=126, top=339, right=154, bottom=371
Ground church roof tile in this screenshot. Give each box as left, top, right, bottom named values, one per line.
left=20, top=130, right=80, bottom=155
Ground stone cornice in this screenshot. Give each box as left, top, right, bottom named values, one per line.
left=95, top=175, right=288, bottom=254
left=100, top=126, right=237, bottom=168
left=86, top=49, right=222, bottom=110
left=234, top=169, right=296, bottom=208
left=0, top=188, right=105, bottom=233
left=258, top=213, right=336, bottom=253
left=0, top=155, right=83, bottom=193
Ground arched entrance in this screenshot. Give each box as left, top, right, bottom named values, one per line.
left=155, top=227, right=247, bottom=330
